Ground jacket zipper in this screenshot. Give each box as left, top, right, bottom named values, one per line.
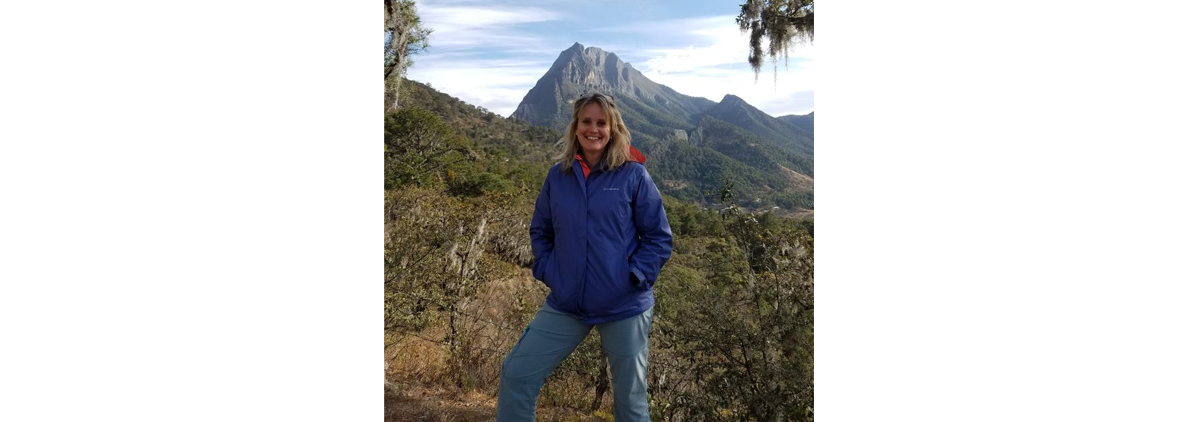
left=576, top=161, right=589, bottom=321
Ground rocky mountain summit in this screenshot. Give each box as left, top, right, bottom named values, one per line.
left=511, top=43, right=715, bottom=131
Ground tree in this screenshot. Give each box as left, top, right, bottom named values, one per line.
left=736, top=0, right=814, bottom=80
left=649, top=187, right=814, bottom=421
left=385, top=0, right=432, bottom=113
left=384, top=107, right=470, bottom=189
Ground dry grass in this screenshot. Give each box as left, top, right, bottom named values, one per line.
left=386, top=270, right=613, bottom=421
left=777, top=164, right=814, bottom=191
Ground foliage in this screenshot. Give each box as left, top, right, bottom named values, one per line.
left=664, top=198, right=726, bottom=239
left=651, top=192, right=815, bottom=421
left=737, top=0, right=815, bottom=80
left=398, top=79, right=562, bottom=167
left=384, top=0, right=431, bottom=113
left=384, top=107, right=472, bottom=190
left=384, top=186, right=460, bottom=335
left=646, top=135, right=812, bottom=211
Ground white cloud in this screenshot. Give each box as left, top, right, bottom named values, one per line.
left=415, top=1, right=561, bottom=49
left=407, top=57, right=551, bottom=116
left=642, top=66, right=815, bottom=116
left=633, top=17, right=816, bottom=116
left=405, top=7, right=815, bottom=119
left=637, top=15, right=813, bottom=72
left=418, top=1, right=560, bottom=27
left=583, top=15, right=732, bottom=37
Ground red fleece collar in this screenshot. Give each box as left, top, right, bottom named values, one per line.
left=629, top=146, right=646, bottom=163
left=576, top=146, right=646, bottom=179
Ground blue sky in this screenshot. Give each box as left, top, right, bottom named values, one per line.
left=405, top=0, right=815, bottom=118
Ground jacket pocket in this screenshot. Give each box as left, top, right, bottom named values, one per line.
left=533, top=251, right=549, bottom=280
left=534, top=251, right=557, bottom=287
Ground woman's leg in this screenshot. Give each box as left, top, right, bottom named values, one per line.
left=596, top=307, right=653, bottom=422
left=496, top=303, right=592, bottom=422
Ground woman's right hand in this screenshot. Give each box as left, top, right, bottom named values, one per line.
left=533, top=251, right=554, bottom=285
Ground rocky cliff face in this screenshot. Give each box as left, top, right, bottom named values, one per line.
left=511, top=43, right=715, bottom=130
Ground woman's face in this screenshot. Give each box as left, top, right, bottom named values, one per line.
left=575, top=102, right=611, bottom=157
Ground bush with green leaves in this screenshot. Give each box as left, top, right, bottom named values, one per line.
left=651, top=195, right=814, bottom=421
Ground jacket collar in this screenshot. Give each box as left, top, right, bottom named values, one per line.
left=574, top=146, right=646, bottom=180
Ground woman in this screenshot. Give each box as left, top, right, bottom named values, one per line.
left=496, top=93, right=673, bottom=422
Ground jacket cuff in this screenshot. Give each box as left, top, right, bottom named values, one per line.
left=630, top=266, right=649, bottom=290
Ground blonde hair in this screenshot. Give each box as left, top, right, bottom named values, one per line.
left=556, top=93, right=632, bottom=172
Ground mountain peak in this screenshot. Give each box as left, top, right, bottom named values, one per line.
left=511, top=44, right=715, bottom=129
left=703, top=94, right=814, bottom=153
left=552, top=42, right=589, bottom=68
left=720, top=94, right=747, bottom=105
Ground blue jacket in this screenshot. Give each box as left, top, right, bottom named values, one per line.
left=529, top=157, right=673, bottom=324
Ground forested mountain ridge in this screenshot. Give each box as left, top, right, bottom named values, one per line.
left=640, top=116, right=813, bottom=212
left=699, top=94, right=814, bottom=164
left=778, top=112, right=814, bottom=135
left=401, top=77, right=814, bottom=213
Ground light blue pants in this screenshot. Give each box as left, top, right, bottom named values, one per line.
left=496, top=303, right=653, bottom=422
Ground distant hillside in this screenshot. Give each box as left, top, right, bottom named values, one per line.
left=640, top=116, right=813, bottom=211
left=689, top=116, right=813, bottom=180
left=698, top=95, right=814, bottom=168
left=778, top=112, right=814, bottom=135
left=400, top=79, right=562, bottom=166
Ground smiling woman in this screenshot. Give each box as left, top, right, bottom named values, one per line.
left=497, top=93, right=673, bottom=422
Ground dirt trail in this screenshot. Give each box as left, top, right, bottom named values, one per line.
left=386, top=386, right=494, bottom=421
left=386, top=385, right=609, bottom=422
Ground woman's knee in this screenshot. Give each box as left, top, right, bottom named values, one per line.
left=500, top=353, right=545, bottom=385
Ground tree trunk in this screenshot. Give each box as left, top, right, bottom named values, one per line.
left=449, top=303, right=457, bottom=354
left=384, top=0, right=411, bottom=114
left=589, top=353, right=610, bottom=412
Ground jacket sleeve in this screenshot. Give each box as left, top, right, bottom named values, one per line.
left=529, top=172, right=555, bottom=282
left=629, top=165, right=673, bottom=289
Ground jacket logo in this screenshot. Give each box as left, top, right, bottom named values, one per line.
left=602, top=188, right=621, bottom=191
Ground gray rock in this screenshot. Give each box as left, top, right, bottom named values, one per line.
left=670, top=129, right=688, bottom=142
left=510, top=43, right=715, bottom=131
